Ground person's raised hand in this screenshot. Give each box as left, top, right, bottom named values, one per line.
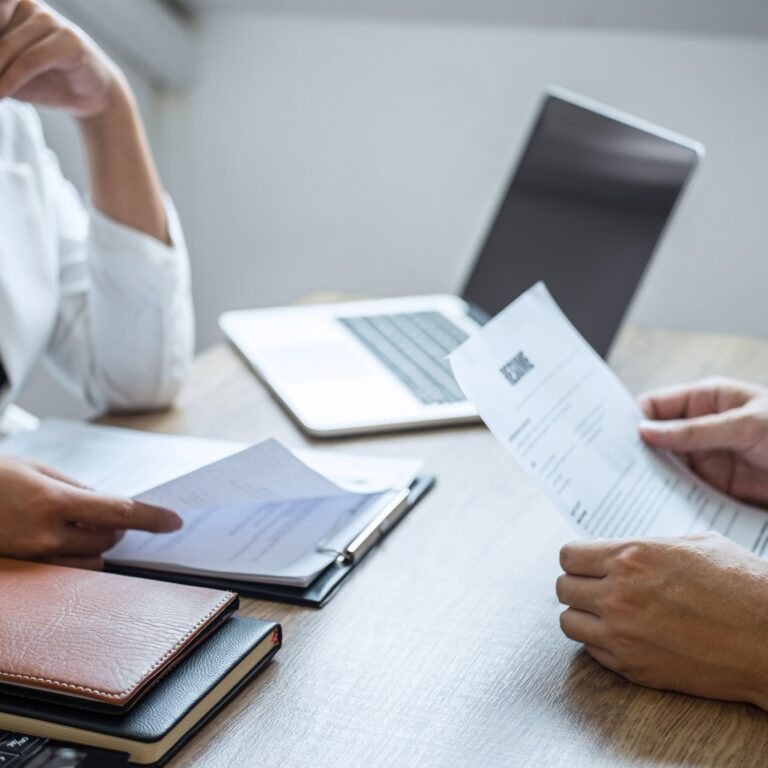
left=0, top=0, right=123, bottom=117
left=0, top=456, right=182, bottom=567
left=638, top=377, right=768, bottom=507
left=557, top=533, right=768, bottom=709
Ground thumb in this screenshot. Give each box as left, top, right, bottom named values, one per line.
left=639, top=410, right=749, bottom=453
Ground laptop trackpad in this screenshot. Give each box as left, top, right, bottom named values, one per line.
left=260, top=343, right=377, bottom=380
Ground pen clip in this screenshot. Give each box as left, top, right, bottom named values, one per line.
left=339, top=488, right=410, bottom=565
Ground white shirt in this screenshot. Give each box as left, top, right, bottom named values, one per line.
left=0, top=100, right=194, bottom=416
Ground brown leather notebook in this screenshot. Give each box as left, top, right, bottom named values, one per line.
left=0, top=558, right=238, bottom=714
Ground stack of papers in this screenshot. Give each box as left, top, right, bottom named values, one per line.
left=449, top=283, right=768, bottom=555
left=0, top=421, right=422, bottom=587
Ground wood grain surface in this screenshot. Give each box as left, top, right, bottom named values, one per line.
left=103, top=324, right=768, bottom=768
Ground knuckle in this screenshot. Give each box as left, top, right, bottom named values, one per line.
left=600, top=590, right=636, bottom=618
left=613, top=543, right=648, bottom=575
left=31, top=9, right=56, bottom=29
left=58, top=25, right=81, bottom=50
left=111, top=499, right=134, bottom=526
left=33, top=487, right=64, bottom=518
left=681, top=423, right=698, bottom=441
left=608, top=629, right=637, bottom=657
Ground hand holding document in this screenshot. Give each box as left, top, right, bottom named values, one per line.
left=0, top=421, right=423, bottom=587
left=449, top=283, right=768, bottom=555
left=108, top=438, right=408, bottom=586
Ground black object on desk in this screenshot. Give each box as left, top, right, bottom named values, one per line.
left=0, top=733, right=127, bottom=767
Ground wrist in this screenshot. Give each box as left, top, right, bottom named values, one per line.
left=76, top=73, right=136, bottom=134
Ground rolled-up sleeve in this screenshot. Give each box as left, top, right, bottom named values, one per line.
left=11, top=103, right=193, bottom=413
left=45, top=181, right=194, bottom=412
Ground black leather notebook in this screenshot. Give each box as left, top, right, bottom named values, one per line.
left=109, top=474, right=435, bottom=607
left=0, top=617, right=281, bottom=766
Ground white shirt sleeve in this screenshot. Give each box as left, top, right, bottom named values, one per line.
left=38, top=131, right=195, bottom=412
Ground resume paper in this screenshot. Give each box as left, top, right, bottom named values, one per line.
left=449, top=283, right=768, bottom=554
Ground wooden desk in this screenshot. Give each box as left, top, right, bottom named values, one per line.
left=106, top=325, right=768, bottom=768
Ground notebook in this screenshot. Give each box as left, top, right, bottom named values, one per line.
left=0, top=616, right=281, bottom=766
left=0, top=559, right=238, bottom=713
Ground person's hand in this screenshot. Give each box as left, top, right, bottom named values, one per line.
left=0, top=0, right=123, bottom=118
left=557, top=533, right=768, bottom=709
left=0, top=456, right=182, bottom=568
left=638, top=377, right=768, bottom=507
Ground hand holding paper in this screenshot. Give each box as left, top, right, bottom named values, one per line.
left=450, top=282, right=768, bottom=709
left=637, top=377, right=768, bottom=507
left=449, top=282, right=768, bottom=554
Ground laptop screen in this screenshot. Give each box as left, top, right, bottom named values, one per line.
left=461, top=91, right=701, bottom=357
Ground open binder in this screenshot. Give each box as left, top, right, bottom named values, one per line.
left=107, top=475, right=434, bottom=608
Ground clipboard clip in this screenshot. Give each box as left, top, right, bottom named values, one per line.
left=316, top=488, right=411, bottom=566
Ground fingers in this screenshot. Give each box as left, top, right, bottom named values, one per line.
left=556, top=574, right=604, bottom=615
left=639, top=409, right=751, bottom=453
left=0, top=7, right=56, bottom=76
left=638, top=378, right=761, bottom=421
left=0, top=27, right=73, bottom=99
left=61, top=488, right=182, bottom=533
left=559, top=608, right=605, bottom=646
left=3, top=0, right=37, bottom=34
left=560, top=539, right=622, bottom=577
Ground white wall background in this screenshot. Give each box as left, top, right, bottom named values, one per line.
left=14, top=5, right=768, bottom=417
left=160, top=11, right=768, bottom=353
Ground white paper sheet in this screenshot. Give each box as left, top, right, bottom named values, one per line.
left=295, top=449, right=422, bottom=494
left=0, top=420, right=242, bottom=496
left=0, top=420, right=422, bottom=585
left=108, top=438, right=398, bottom=585
left=450, top=283, right=768, bottom=555
left=0, top=419, right=422, bottom=497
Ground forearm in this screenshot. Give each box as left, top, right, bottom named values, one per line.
left=77, top=76, right=169, bottom=244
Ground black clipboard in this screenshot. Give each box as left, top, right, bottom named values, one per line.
left=107, top=475, right=435, bottom=608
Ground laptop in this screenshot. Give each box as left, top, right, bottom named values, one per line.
left=220, top=87, right=703, bottom=437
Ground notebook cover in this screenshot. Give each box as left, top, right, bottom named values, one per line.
left=108, top=474, right=435, bottom=607
left=0, top=559, right=238, bottom=713
left=0, top=616, right=282, bottom=766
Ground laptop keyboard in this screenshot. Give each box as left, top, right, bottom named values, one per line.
left=0, top=732, right=127, bottom=767
left=338, top=311, right=470, bottom=405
